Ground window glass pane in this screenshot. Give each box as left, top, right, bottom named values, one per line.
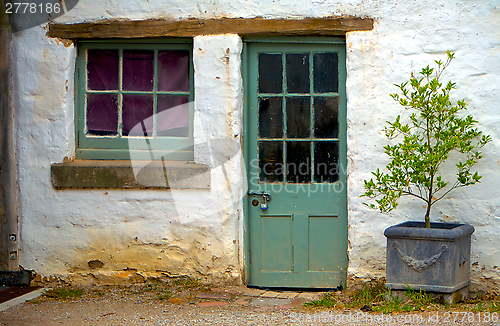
left=259, top=97, right=283, bottom=139
left=259, top=141, right=284, bottom=183
left=123, top=50, right=154, bottom=91
left=286, top=97, right=310, bottom=138
left=158, top=50, right=190, bottom=92
left=79, top=42, right=195, bottom=160
left=314, top=52, right=338, bottom=93
left=87, top=49, right=119, bottom=90
left=86, top=93, right=118, bottom=135
left=286, top=142, right=311, bottom=183
left=286, top=53, right=309, bottom=93
left=157, top=95, right=189, bottom=137
left=258, top=54, right=282, bottom=94
left=122, top=95, right=154, bottom=136
left=314, top=97, right=339, bottom=138
left=314, top=142, right=339, bottom=183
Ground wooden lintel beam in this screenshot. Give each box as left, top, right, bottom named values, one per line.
left=48, top=17, right=373, bottom=39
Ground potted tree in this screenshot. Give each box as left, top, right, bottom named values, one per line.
left=362, top=51, right=491, bottom=303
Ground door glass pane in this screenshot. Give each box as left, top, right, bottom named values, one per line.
left=122, top=95, right=154, bottom=136
left=314, top=52, right=338, bottom=93
left=259, top=97, right=283, bottom=139
left=314, top=141, right=339, bottom=183
left=87, top=49, right=119, bottom=90
left=258, top=54, right=282, bottom=94
left=259, top=141, right=284, bottom=183
left=158, top=50, right=190, bottom=92
left=314, top=97, right=339, bottom=138
left=157, top=95, right=189, bottom=137
left=286, top=53, right=309, bottom=93
left=86, top=93, right=118, bottom=136
left=123, top=50, right=154, bottom=91
left=286, top=142, right=311, bottom=183
left=286, top=97, right=310, bottom=138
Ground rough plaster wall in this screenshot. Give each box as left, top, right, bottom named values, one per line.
left=11, top=0, right=500, bottom=288
left=13, top=28, right=244, bottom=284
left=345, top=2, right=500, bottom=292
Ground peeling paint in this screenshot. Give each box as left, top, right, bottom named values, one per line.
left=52, top=37, right=73, bottom=47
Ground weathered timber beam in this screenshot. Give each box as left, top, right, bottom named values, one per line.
left=48, top=17, right=373, bottom=39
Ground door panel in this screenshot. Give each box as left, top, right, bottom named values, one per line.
left=260, top=216, right=293, bottom=272
left=308, top=216, right=341, bottom=272
left=245, top=40, right=347, bottom=288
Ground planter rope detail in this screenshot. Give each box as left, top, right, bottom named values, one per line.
left=392, top=243, right=447, bottom=273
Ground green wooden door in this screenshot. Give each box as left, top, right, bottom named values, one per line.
left=244, top=39, right=348, bottom=288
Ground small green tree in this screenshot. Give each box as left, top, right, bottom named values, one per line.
left=362, top=51, right=491, bottom=228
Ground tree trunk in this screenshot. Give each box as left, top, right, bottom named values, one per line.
left=425, top=205, right=431, bottom=228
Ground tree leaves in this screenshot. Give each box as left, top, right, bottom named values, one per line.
left=361, top=53, right=491, bottom=225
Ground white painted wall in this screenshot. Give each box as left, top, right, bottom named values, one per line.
left=12, top=0, right=500, bottom=289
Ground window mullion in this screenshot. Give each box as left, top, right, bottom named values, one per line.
left=118, top=48, right=123, bottom=138
left=83, top=48, right=89, bottom=135
left=282, top=52, right=287, bottom=184
left=153, top=49, right=158, bottom=138
left=309, top=51, right=315, bottom=182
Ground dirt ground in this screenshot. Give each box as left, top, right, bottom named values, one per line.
left=1, top=280, right=499, bottom=325
left=0, top=283, right=304, bottom=326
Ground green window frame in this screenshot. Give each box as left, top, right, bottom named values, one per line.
left=75, top=39, right=194, bottom=161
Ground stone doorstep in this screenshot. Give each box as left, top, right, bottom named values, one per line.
left=237, top=286, right=323, bottom=301
left=239, top=288, right=266, bottom=297
left=209, top=285, right=325, bottom=308
left=276, top=298, right=307, bottom=309
left=258, top=291, right=282, bottom=298
left=276, top=292, right=299, bottom=299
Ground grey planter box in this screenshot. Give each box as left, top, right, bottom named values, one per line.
left=384, top=222, right=474, bottom=294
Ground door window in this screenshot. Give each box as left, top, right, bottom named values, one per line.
left=257, top=51, right=340, bottom=184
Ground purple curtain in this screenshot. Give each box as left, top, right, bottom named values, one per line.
left=87, top=49, right=119, bottom=90
left=86, top=49, right=190, bottom=137
left=157, top=96, right=189, bottom=137
left=158, top=50, right=190, bottom=92
left=87, top=94, right=118, bottom=135
left=122, top=95, right=154, bottom=136
left=123, top=50, right=154, bottom=91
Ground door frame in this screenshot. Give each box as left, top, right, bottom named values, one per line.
left=242, top=36, right=347, bottom=286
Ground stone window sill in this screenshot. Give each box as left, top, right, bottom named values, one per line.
left=51, top=160, right=210, bottom=189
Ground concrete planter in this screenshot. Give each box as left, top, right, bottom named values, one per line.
left=384, top=222, right=474, bottom=302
